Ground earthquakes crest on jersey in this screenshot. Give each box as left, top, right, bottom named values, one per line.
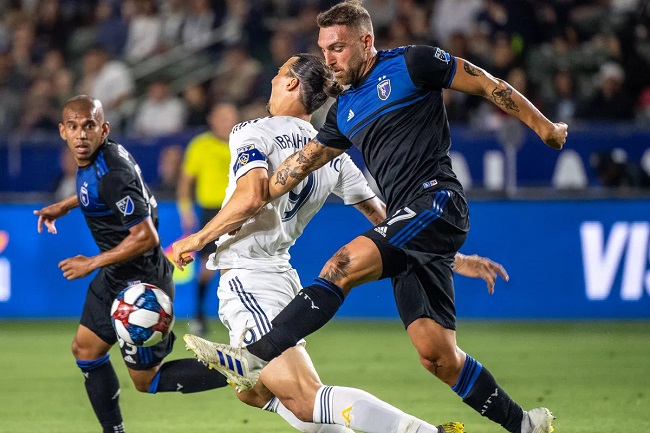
left=377, top=76, right=391, bottom=100
left=80, top=183, right=90, bottom=207
left=116, top=196, right=134, bottom=216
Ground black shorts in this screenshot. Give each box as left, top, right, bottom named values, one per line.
left=79, top=270, right=176, bottom=370
left=363, top=190, right=469, bottom=330
left=199, top=207, right=220, bottom=260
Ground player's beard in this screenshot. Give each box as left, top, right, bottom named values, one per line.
left=334, top=50, right=366, bottom=86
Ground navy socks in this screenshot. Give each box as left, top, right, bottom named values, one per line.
left=77, top=354, right=124, bottom=433
left=453, top=355, right=523, bottom=433
left=247, top=278, right=344, bottom=361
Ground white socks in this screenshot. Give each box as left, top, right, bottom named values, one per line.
left=264, top=397, right=354, bottom=433
left=312, top=385, right=440, bottom=433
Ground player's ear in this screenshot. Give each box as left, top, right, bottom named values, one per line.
left=58, top=123, right=66, bottom=140
left=101, top=121, right=110, bottom=139
left=362, top=33, right=373, bottom=52
left=287, top=76, right=299, bottom=91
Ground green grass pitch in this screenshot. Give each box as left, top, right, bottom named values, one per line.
left=0, top=320, right=648, bottom=433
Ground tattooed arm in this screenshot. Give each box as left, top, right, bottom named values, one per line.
left=450, top=58, right=567, bottom=150
left=268, top=137, right=346, bottom=201
left=353, top=196, right=386, bottom=225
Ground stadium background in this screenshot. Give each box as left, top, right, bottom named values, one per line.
left=0, top=1, right=649, bottom=432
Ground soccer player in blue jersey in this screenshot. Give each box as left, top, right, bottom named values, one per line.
left=181, top=2, right=568, bottom=433
left=33, top=96, right=231, bottom=433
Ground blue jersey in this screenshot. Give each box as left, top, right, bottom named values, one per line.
left=76, top=139, right=172, bottom=292
left=316, top=45, right=462, bottom=213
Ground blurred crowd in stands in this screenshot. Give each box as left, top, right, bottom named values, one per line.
left=1, top=0, right=649, bottom=196
left=0, top=0, right=649, bottom=139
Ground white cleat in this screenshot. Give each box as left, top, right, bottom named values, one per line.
left=183, top=334, right=266, bottom=391
left=521, top=407, right=555, bottom=433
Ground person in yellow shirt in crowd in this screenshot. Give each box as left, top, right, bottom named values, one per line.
left=177, top=102, right=240, bottom=336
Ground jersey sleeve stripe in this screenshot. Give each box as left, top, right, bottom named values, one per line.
left=444, top=56, right=457, bottom=88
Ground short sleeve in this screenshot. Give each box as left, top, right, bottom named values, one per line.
left=332, top=154, right=376, bottom=205
left=404, top=45, right=457, bottom=90
left=229, top=129, right=269, bottom=180
left=315, top=101, right=353, bottom=150
left=99, top=168, right=151, bottom=229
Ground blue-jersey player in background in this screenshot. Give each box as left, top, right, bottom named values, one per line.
left=33, top=96, right=228, bottom=433
left=183, top=2, right=568, bottom=433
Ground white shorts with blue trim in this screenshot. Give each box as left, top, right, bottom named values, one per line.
left=217, top=268, right=305, bottom=347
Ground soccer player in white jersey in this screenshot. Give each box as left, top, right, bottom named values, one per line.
left=172, top=53, right=507, bottom=433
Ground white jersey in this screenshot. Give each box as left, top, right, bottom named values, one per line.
left=208, top=116, right=375, bottom=273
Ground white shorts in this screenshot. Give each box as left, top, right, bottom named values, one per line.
left=217, top=268, right=304, bottom=347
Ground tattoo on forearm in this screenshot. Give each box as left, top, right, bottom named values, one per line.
left=275, top=167, right=289, bottom=185
left=492, top=86, right=520, bottom=112
left=296, top=151, right=310, bottom=165
left=320, top=246, right=351, bottom=284
left=359, top=202, right=374, bottom=216
left=463, top=62, right=483, bottom=77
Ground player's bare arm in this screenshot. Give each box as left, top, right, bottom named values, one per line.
left=59, top=217, right=159, bottom=280
left=269, top=138, right=345, bottom=201
left=172, top=167, right=269, bottom=270
left=450, top=58, right=568, bottom=150
left=33, top=195, right=80, bottom=234
left=453, top=252, right=509, bottom=295
left=353, top=196, right=386, bottom=225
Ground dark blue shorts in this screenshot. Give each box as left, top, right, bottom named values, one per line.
left=79, top=270, right=176, bottom=370
left=363, top=190, right=469, bottom=330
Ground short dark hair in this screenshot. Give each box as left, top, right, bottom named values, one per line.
left=316, top=0, right=373, bottom=35
left=288, top=53, right=343, bottom=114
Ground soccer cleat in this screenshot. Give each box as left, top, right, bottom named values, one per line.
left=437, top=422, right=464, bottom=433
left=183, top=334, right=266, bottom=391
left=521, top=408, right=555, bottom=433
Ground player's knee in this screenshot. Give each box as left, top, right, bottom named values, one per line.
left=71, top=337, right=97, bottom=360
left=133, top=380, right=151, bottom=393
left=416, top=345, right=464, bottom=385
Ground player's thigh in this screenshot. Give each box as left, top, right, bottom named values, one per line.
left=365, top=190, right=469, bottom=279
left=218, top=268, right=302, bottom=346
left=75, top=276, right=118, bottom=359
left=393, top=258, right=457, bottom=331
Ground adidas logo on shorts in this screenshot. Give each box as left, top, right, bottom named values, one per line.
left=374, top=226, right=387, bottom=237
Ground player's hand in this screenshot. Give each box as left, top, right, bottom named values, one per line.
left=172, top=235, right=200, bottom=271
left=454, top=254, right=509, bottom=295
left=542, top=122, right=568, bottom=150
left=33, top=203, right=69, bottom=234
left=59, top=255, right=95, bottom=280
